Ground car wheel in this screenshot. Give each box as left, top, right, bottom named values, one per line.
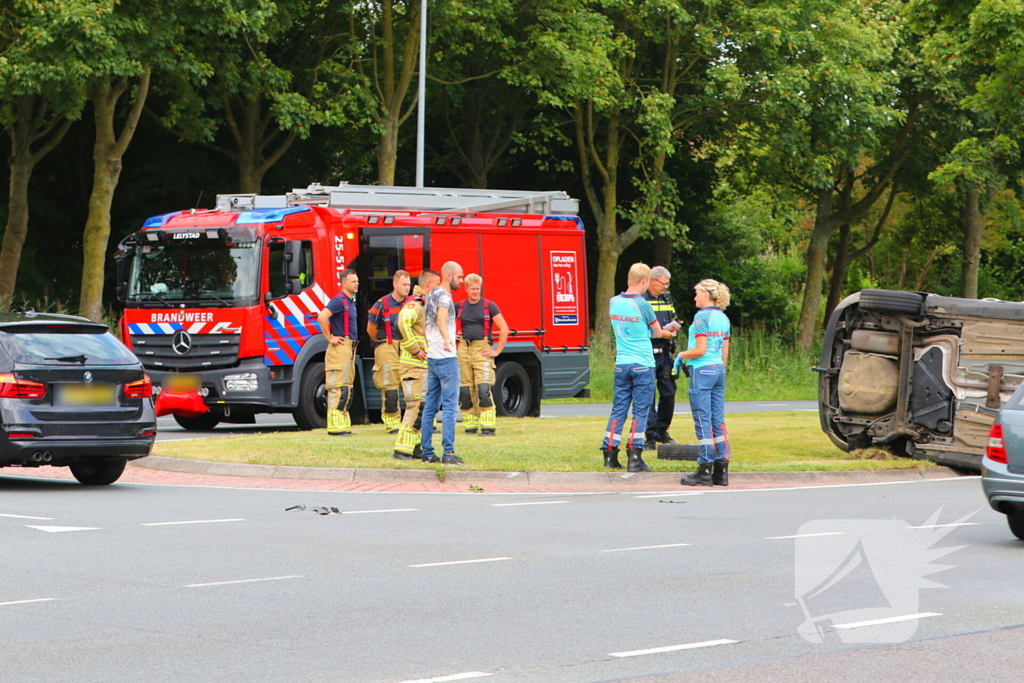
left=495, top=360, right=532, bottom=418
left=69, top=458, right=127, bottom=486
left=173, top=413, right=222, bottom=431
left=293, top=361, right=327, bottom=430
left=1008, top=514, right=1024, bottom=540
left=858, top=289, right=925, bottom=315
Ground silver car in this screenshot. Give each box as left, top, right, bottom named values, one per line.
left=982, top=382, right=1024, bottom=539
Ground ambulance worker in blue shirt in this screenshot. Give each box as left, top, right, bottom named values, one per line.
left=600, top=263, right=663, bottom=473
left=678, top=279, right=732, bottom=487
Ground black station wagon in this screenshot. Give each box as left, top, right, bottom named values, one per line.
left=0, top=312, right=156, bottom=484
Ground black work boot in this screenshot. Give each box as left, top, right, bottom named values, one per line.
left=681, top=462, right=714, bottom=486
left=643, top=432, right=658, bottom=451
left=627, top=447, right=652, bottom=472
left=712, top=459, right=729, bottom=486
left=601, top=447, right=622, bottom=469
left=658, top=430, right=676, bottom=444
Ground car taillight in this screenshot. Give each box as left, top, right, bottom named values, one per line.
left=0, top=373, right=46, bottom=399
left=987, top=424, right=1009, bottom=464
left=125, top=376, right=153, bottom=399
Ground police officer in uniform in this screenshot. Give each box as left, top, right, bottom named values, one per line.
left=455, top=274, right=509, bottom=435
left=366, top=270, right=412, bottom=434
left=392, top=270, right=440, bottom=459
left=644, top=265, right=679, bottom=448
left=317, top=269, right=359, bottom=436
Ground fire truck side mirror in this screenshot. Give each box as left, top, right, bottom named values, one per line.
left=282, top=241, right=303, bottom=295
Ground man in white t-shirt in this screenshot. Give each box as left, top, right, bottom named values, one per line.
left=419, top=261, right=465, bottom=465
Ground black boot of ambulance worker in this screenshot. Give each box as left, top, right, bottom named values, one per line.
left=627, top=447, right=652, bottom=473
left=643, top=432, right=658, bottom=451
left=681, top=461, right=714, bottom=487
left=712, top=459, right=729, bottom=486
left=601, top=447, right=622, bottom=470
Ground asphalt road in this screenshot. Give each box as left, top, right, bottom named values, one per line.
left=155, top=400, right=818, bottom=442
left=2, top=474, right=1020, bottom=682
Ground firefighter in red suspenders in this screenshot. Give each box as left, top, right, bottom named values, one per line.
left=456, top=274, right=510, bottom=435
left=392, top=270, right=440, bottom=459
left=366, top=270, right=412, bottom=434
left=317, top=269, right=359, bottom=435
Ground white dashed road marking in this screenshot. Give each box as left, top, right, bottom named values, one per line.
left=26, top=525, right=100, bottom=533
left=603, top=543, right=691, bottom=552
left=633, top=492, right=705, bottom=499
left=911, top=522, right=978, bottom=529
left=766, top=531, right=845, bottom=540
left=185, top=575, right=303, bottom=588
left=0, top=513, right=54, bottom=520
left=491, top=501, right=569, bottom=507
left=342, top=508, right=419, bottom=515
left=142, top=518, right=246, bottom=526
left=609, top=638, right=739, bottom=657
left=392, top=672, right=493, bottom=683
left=410, top=558, right=512, bottom=568
left=0, top=598, right=56, bottom=607
left=831, top=612, right=941, bottom=630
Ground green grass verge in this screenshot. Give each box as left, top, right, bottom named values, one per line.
left=543, top=327, right=818, bottom=405
left=152, top=411, right=930, bottom=472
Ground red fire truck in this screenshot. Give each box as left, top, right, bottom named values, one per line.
left=114, top=184, right=590, bottom=430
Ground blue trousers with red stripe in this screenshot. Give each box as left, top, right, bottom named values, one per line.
left=688, top=364, right=729, bottom=464
left=602, top=363, right=655, bottom=450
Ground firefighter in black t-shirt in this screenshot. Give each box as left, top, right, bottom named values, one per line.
left=455, top=274, right=510, bottom=435
left=366, top=270, right=412, bottom=434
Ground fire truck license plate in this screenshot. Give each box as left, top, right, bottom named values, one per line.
left=164, top=374, right=201, bottom=392
left=57, top=383, right=116, bottom=407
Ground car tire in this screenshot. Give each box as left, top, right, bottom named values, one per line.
left=1008, top=514, right=1024, bottom=540
left=494, top=360, right=532, bottom=418
left=173, top=413, right=222, bottom=431
left=859, top=289, right=925, bottom=315
left=293, top=361, right=327, bottom=430
left=69, top=458, right=127, bottom=486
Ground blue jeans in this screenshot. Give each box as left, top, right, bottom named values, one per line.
left=420, top=356, right=460, bottom=458
left=689, top=364, right=728, bottom=464
left=602, top=363, right=655, bottom=450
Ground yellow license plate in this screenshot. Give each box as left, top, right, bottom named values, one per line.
left=58, top=383, right=115, bottom=407
left=164, top=374, right=201, bottom=392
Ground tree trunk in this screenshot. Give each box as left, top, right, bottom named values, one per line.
left=79, top=71, right=151, bottom=322
left=376, top=119, right=400, bottom=186
left=652, top=234, right=673, bottom=269
left=0, top=96, right=73, bottom=309
left=796, top=192, right=835, bottom=353
left=0, top=157, right=34, bottom=311
left=824, top=223, right=851, bottom=322
left=959, top=187, right=983, bottom=299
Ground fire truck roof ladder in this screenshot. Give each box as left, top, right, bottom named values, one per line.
left=216, top=183, right=579, bottom=215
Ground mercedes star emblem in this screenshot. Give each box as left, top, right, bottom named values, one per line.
left=83, top=371, right=93, bottom=383
left=172, top=329, right=192, bottom=355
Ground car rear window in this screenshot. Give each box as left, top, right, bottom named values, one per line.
left=0, top=326, right=138, bottom=365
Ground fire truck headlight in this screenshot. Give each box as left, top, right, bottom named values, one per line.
left=224, top=373, right=259, bottom=392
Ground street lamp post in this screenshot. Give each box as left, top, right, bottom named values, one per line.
left=415, top=0, right=426, bottom=188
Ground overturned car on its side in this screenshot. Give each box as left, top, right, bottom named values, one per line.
left=816, top=289, right=1023, bottom=471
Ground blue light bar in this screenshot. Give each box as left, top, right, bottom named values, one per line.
left=235, top=206, right=311, bottom=224
left=544, top=215, right=585, bottom=230
left=142, top=211, right=184, bottom=228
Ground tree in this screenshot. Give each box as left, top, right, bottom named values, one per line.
left=157, top=0, right=371, bottom=193
left=517, top=0, right=734, bottom=337
left=732, top=0, right=920, bottom=352
left=0, top=1, right=92, bottom=309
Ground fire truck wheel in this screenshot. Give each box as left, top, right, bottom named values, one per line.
left=494, top=360, right=532, bottom=418
left=69, top=457, right=127, bottom=486
left=173, top=413, right=222, bottom=431
left=294, top=361, right=328, bottom=431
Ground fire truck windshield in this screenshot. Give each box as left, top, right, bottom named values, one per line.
left=127, top=237, right=258, bottom=305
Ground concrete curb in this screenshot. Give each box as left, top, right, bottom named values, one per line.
left=130, top=455, right=964, bottom=487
